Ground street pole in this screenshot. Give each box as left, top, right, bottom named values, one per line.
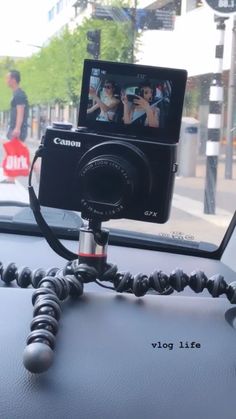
left=131, top=0, right=137, bottom=63
left=225, top=15, right=236, bottom=179
left=204, top=15, right=228, bottom=214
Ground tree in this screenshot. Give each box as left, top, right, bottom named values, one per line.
left=0, top=4, right=138, bottom=111
left=0, top=57, right=17, bottom=110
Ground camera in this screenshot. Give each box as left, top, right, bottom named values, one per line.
left=126, top=93, right=139, bottom=103
left=38, top=59, right=187, bottom=224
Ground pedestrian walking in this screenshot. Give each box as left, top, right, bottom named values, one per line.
left=1, top=70, right=29, bottom=183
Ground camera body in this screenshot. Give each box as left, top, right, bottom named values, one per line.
left=126, top=88, right=144, bottom=103
left=135, top=87, right=144, bottom=97
left=38, top=59, right=187, bottom=224
left=38, top=125, right=178, bottom=223
left=126, top=93, right=139, bottom=103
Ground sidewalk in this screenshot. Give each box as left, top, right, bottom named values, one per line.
left=176, top=154, right=236, bottom=212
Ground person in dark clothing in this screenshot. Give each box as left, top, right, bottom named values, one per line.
left=6, top=69, right=29, bottom=141
left=1, top=70, right=29, bottom=183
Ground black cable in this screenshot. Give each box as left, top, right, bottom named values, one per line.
left=28, top=148, right=78, bottom=261
left=95, top=279, right=115, bottom=290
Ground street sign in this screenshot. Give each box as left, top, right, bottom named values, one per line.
left=204, top=0, right=236, bottom=15
left=92, top=5, right=130, bottom=23
left=135, top=9, right=175, bottom=31
left=92, top=6, right=175, bottom=31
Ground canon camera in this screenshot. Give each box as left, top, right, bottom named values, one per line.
left=38, top=59, right=187, bottom=224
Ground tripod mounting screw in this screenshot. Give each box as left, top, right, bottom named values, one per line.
left=23, top=342, right=54, bottom=373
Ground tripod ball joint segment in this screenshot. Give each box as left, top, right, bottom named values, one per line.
left=23, top=342, right=54, bottom=374
left=1, top=223, right=236, bottom=374
left=22, top=271, right=84, bottom=373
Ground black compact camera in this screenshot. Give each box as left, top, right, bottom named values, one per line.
left=38, top=59, right=187, bottom=224
left=126, top=87, right=141, bottom=103
left=126, top=93, right=139, bottom=103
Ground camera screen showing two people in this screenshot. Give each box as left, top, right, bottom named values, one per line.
left=86, top=70, right=172, bottom=129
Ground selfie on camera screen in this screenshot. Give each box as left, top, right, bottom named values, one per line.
left=86, top=68, right=172, bottom=129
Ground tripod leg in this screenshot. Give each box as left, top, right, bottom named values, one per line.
left=23, top=274, right=83, bottom=373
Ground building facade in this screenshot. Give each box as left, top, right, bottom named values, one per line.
left=1, top=0, right=230, bottom=143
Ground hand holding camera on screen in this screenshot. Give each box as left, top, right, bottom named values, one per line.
left=133, top=95, right=151, bottom=110
left=125, top=94, right=160, bottom=128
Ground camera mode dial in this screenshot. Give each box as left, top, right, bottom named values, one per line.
left=52, top=122, right=73, bottom=130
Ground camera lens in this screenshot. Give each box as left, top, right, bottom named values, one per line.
left=83, top=158, right=128, bottom=205
left=77, top=141, right=152, bottom=220
left=79, top=155, right=137, bottom=208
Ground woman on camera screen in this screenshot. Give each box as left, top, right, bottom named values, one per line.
left=87, top=80, right=120, bottom=122
left=122, top=81, right=160, bottom=128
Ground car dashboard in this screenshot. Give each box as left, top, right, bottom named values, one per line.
left=0, top=227, right=235, bottom=419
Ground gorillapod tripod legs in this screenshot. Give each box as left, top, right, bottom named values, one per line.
left=1, top=220, right=236, bottom=373
left=22, top=221, right=110, bottom=373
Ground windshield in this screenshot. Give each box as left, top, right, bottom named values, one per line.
left=0, top=0, right=235, bottom=250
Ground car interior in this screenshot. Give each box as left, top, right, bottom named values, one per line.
left=0, top=1, right=235, bottom=418
left=0, top=209, right=235, bottom=419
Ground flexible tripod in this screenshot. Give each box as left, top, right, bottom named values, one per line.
left=1, top=219, right=236, bottom=374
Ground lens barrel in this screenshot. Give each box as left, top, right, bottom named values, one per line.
left=77, top=141, right=152, bottom=220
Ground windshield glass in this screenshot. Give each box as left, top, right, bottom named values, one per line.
left=0, top=0, right=235, bottom=249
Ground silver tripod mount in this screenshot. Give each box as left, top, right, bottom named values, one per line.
left=78, top=220, right=109, bottom=276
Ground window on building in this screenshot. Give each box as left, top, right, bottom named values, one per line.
left=147, top=0, right=182, bottom=16
left=186, top=0, right=203, bottom=12
left=73, top=0, right=87, bottom=16
left=56, top=0, right=63, bottom=14
left=160, top=0, right=182, bottom=16
left=48, top=6, right=55, bottom=21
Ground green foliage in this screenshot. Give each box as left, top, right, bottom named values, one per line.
left=0, top=9, right=138, bottom=111
left=0, top=57, right=17, bottom=110
left=184, top=88, right=200, bottom=117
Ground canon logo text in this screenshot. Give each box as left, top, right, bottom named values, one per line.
left=53, top=137, right=81, bottom=147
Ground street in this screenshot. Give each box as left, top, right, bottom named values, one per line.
left=0, top=136, right=235, bottom=247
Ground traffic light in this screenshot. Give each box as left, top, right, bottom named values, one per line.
left=86, top=29, right=101, bottom=59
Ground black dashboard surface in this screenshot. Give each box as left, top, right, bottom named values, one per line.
left=0, top=232, right=236, bottom=419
